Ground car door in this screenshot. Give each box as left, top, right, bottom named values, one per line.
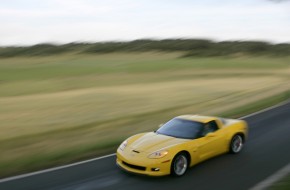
left=195, top=120, right=225, bottom=161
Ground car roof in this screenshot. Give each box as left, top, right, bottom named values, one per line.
left=176, top=115, right=217, bottom=123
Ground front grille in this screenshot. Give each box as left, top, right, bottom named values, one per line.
left=122, top=161, right=146, bottom=171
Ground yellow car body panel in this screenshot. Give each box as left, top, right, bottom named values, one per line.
left=116, top=115, right=248, bottom=176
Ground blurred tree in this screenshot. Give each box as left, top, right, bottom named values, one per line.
left=0, top=39, right=289, bottom=57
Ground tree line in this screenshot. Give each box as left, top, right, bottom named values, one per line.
left=0, top=39, right=289, bottom=57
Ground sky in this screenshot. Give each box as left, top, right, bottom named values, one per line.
left=0, top=0, right=290, bottom=45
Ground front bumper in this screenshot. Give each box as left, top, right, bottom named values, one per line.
left=116, top=149, right=172, bottom=176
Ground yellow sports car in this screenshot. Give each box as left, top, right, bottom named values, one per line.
left=116, top=115, right=248, bottom=176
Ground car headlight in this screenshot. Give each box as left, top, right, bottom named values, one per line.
left=148, top=150, right=168, bottom=159
left=119, top=140, right=128, bottom=151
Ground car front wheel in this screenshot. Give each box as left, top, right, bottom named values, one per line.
left=229, top=134, right=244, bottom=154
left=171, top=153, right=188, bottom=176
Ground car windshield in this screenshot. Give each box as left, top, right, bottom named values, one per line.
left=156, top=118, right=203, bottom=139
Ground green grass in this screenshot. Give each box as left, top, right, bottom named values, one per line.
left=0, top=52, right=289, bottom=97
left=270, top=175, right=290, bottom=190
left=0, top=52, right=290, bottom=178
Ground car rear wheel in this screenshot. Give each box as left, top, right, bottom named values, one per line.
left=171, top=153, right=188, bottom=176
left=230, top=134, right=243, bottom=154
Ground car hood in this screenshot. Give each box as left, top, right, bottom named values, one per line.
left=128, top=132, right=189, bottom=153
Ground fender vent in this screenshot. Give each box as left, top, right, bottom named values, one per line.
left=132, top=150, right=140, bottom=153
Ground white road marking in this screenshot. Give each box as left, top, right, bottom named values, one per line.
left=0, top=99, right=289, bottom=184
left=239, top=99, right=290, bottom=120
left=0, top=153, right=116, bottom=183
left=249, top=163, right=290, bottom=190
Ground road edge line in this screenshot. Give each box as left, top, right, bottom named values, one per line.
left=0, top=153, right=116, bottom=183
left=239, top=99, right=290, bottom=119
left=0, top=99, right=289, bottom=183
left=249, top=163, right=290, bottom=190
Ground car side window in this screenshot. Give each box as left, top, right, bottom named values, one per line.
left=201, top=120, right=219, bottom=136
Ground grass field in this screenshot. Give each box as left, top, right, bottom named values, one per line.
left=271, top=174, right=290, bottom=190
left=0, top=52, right=290, bottom=177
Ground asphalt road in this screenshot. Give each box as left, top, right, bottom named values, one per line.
left=1, top=101, right=290, bottom=190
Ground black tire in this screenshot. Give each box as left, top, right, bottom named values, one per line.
left=171, top=152, right=188, bottom=177
left=229, top=134, right=244, bottom=154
